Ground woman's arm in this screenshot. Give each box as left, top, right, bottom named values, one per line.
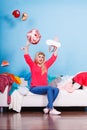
left=53, top=37, right=59, bottom=56
left=53, top=46, right=58, bottom=56
left=45, top=53, right=57, bottom=68
left=48, top=37, right=59, bottom=56
left=21, top=40, right=34, bottom=67
left=21, top=40, right=30, bottom=54
left=45, top=37, right=59, bottom=68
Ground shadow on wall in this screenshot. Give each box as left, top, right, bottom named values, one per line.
left=0, top=15, right=17, bottom=28
left=0, top=13, right=36, bottom=28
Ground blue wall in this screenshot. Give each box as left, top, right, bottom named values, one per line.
left=0, top=0, right=87, bottom=76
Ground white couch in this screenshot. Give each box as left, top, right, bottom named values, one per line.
left=0, top=85, right=87, bottom=112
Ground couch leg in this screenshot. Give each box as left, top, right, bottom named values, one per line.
left=0, top=107, right=3, bottom=113
left=85, top=107, right=87, bottom=112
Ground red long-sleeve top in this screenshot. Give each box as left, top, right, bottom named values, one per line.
left=24, top=54, right=57, bottom=87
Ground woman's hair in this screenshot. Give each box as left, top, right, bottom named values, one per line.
left=34, top=52, right=47, bottom=75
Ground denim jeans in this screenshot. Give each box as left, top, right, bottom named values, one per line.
left=30, top=86, right=59, bottom=109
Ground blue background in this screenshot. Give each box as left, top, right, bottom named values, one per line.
left=0, top=0, right=87, bottom=76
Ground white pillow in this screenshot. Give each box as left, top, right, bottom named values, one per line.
left=73, top=83, right=81, bottom=89
left=20, top=78, right=28, bottom=87
left=17, top=78, right=29, bottom=95
left=83, top=85, right=87, bottom=91
left=18, top=87, right=29, bottom=96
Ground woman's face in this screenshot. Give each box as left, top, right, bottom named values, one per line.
left=36, top=54, right=45, bottom=65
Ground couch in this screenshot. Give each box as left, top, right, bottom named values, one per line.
left=0, top=83, right=87, bottom=112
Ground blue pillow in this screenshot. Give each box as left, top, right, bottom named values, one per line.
left=48, top=75, right=57, bottom=83
left=9, top=82, right=19, bottom=95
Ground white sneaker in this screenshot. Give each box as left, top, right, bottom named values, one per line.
left=43, top=108, right=49, bottom=114
left=49, top=108, right=61, bottom=115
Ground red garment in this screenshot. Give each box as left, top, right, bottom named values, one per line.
left=24, top=54, right=57, bottom=87
left=0, top=73, right=14, bottom=104
left=73, top=72, right=87, bottom=86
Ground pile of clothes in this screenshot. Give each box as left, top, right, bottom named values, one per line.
left=0, top=73, right=21, bottom=104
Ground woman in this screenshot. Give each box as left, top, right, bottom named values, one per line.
left=23, top=40, right=61, bottom=115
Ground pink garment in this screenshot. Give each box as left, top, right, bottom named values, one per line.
left=57, top=80, right=75, bottom=93
left=24, top=54, right=57, bottom=87
left=0, top=73, right=14, bottom=104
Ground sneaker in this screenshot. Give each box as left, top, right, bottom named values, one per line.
left=43, top=108, right=49, bottom=114
left=49, top=108, right=61, bottom=115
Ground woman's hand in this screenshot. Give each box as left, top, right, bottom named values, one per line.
left=26, top=40, right=31, bottom=46
left=48, top=37, right=58, bottom=56
left=53, top=37, right=59, bottom=56
left=53, top=46, right=58, bottom=56
left=21, top=40, right=30, bottom=54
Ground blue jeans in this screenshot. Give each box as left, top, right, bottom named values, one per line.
left=30, top=86, right=59, bottom=109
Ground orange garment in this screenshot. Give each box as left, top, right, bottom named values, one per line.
left=3, top=73, right=21, bottom=84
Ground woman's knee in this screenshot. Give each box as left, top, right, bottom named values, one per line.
left=48, top=86, right=53, bottom=91
left=54, top=87, right=59, bottom=95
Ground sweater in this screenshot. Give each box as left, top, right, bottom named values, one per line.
left=24, top=54, right=57, bottom=87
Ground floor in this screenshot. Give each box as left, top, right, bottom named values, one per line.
left=0, top=108, right=87, bottom=130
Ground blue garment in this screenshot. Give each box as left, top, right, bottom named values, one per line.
left=48, top=75, right=57, bottom=83
left=30, top=86, right=59, bottom=109
left=9, top=82, right=19, bottom=95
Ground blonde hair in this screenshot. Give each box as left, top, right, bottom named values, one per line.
left=34, top=52, right=47, bottom=75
